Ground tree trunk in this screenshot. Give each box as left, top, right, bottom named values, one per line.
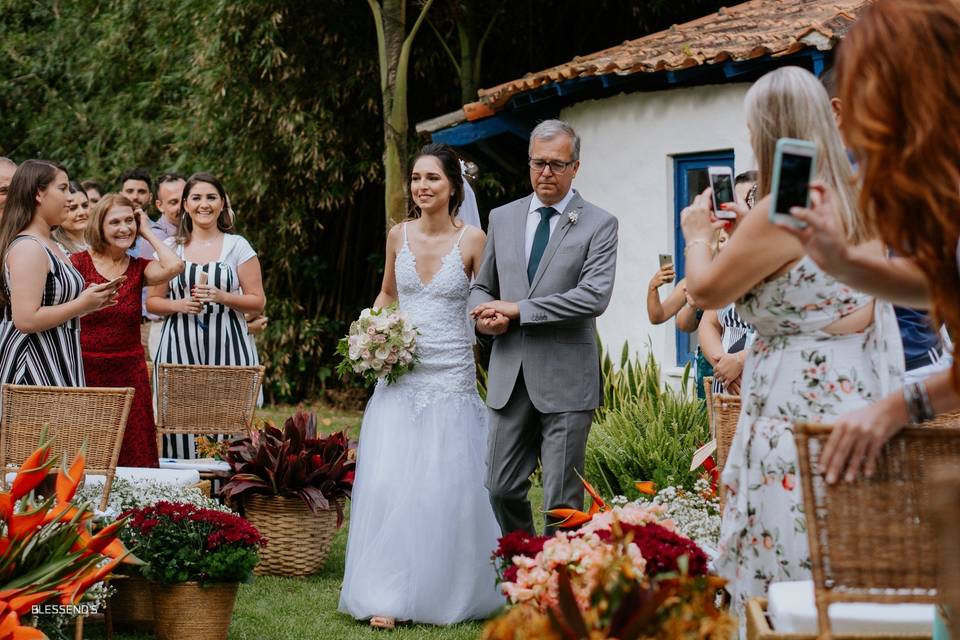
left=369, top=0, right=434, bottom=228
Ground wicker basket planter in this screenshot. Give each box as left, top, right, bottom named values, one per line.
left=243, top=494, right=340, bottom=577
left=152, top=581, right=238, bottom=640
left=110, top=573, right=154, bottom=629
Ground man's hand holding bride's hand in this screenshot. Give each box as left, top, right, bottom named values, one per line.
left=471, top=301, right=518, bottom=336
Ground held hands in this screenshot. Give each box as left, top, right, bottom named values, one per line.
left=79, top=279, right=124, bottom=313
left=246, top=314, right=269, bottom=334
left=192, top=283, right=225, bottom=305
left=649, top=265, right=675, bottom=291
left=177, top=296, right=204, bottom=315
left=714, top=352, right=745, bottom=393
left=470, top=300, right=519, bottom=335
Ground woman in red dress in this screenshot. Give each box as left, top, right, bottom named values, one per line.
left=71, top=193, right=184, bottom=467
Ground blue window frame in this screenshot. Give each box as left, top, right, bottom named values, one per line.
left=672, top=151, right=735, bottom=366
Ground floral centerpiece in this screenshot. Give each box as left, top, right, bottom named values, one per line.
left=220, top=409, right=356, bottom=576
left=336, top=302, right=418, bottom=385
left=486, top=495, right=732, bottom=639
left=120, top=502, right=265, bottom=640
left=0, top=436, right=136, bottom=639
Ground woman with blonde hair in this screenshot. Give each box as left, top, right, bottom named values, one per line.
left=52, top=181, right=90, bottom=255
left=680, top=65, right=903, bottom=614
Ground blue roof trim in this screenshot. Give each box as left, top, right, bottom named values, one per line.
left=432, top=112, right=531, bottom=147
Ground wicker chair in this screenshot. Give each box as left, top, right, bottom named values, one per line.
left=154, top=364, right=264, bottom=466
left=0, top=384, right=134, bottom=511
left=931, top=465, right=960, bottom=639
left=703, top=376, right=715, bottom=438
left=795, top=422, right=960, bottom=639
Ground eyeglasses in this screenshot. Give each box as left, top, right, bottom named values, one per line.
left=528, top=158, right=575, bottom=174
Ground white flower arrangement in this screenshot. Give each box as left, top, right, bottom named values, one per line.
left=336, top=302, right=418, bottom=385
left=74, top=476, right=232, bottom=520
left=611, top=478, right=721, bottom=557
left=567, top=211, right=579, bottom=225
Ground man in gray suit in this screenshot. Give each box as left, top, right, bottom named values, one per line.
left=469, top=119, right=618, bottom=536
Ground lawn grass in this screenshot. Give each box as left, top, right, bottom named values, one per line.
left=88, top=404, right=546, bottom=640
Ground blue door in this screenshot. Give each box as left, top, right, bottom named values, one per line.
left=673, top=151, right=735, bottom=366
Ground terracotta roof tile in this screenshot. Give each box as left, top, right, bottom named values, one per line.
left=471, top=0, right=868, bottom=113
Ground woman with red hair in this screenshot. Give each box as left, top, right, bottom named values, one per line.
left=785, top=0, right=960, bottom=483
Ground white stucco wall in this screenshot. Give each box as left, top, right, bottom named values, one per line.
left=560, top=82, right=755, bottom=376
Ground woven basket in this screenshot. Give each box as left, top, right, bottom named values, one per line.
left=243, top=494, right=341, bottom=577
left=152, top=581, right=238, bottom=640
left=109, top=574, right=154, bottom=629
left=745, top=597, right=930, bottom=640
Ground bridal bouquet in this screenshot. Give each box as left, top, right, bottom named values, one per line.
left=336, top=303, right=418, bottom=385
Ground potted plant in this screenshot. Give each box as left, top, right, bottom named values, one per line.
left=220, top=409, right=355, bottom=576
left=76, top=477, right=233, bottom=630
left=121, top=502, right=265, bottom=640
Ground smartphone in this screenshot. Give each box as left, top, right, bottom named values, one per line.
left=708, top=166, right=737, bottom=220
left=768, top=138, right=818, bottom=228
left=658, top=254, right=673, bottom=269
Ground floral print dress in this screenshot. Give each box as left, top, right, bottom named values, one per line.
left=715, top=255, right=903, bottom=616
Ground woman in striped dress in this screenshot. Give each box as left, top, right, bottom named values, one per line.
left=0, top=160, right=120, bottom=408
left=146, top=173, right=265, bottom=459
left=699, top=303, right=755, bottom=394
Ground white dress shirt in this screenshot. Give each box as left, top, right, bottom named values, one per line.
left=525, top=189, right=576, bottom=263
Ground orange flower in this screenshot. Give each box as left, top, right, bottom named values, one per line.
left=8, top=501, right=51, bottom=540
left=7, top=591, right=57, bottom=616
left=55, top=448, right=86, bottom=504
left=634, top=481, right=656, bottom=495
left=545, top=508, right=593, bottom=529
left=10, top=444, right=53, bottom=501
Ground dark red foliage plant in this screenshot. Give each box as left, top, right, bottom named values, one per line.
left=220, top=409, right=357, bottom=526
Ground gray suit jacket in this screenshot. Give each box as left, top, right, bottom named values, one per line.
left=469, top=192, right=618, bottom=413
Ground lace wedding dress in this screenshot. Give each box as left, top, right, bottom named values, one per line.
left=338, top=224, right=502, bottom=624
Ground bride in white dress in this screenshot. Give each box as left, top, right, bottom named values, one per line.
left=338, top=144, right=503, bottom=628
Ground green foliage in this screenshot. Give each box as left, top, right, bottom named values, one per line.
left=586, top=346, right=708, bottom=499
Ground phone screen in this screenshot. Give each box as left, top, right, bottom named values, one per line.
left=775, top=153, right=813, bottom=215
left=711, top=173, right=735, bottom=206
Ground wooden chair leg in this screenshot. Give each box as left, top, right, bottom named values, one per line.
left=105, top=601, right=114, bottom=640
left=74, top=615, right=83, bottom=640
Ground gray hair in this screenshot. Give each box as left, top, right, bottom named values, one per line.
left=528, top=119, right=580, bottom=161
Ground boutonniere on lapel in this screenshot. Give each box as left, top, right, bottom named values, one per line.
left=567, top=211, right=579, bottom=226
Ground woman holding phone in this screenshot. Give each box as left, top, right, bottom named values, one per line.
left=0, top=161, right=120, bottom=410
left=146, top=173, right=265, bottom=459
left=71, top=194, right=184, bottom=467
left=679, top=67, right=903, bottom=617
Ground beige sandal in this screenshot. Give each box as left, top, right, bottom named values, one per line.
left=369, top=616, right=396, bottom=630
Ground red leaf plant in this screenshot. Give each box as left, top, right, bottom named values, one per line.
left=220, top=409, right=356, bottom=526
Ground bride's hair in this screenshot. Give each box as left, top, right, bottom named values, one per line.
left=408, top=143, right=465, bottom=220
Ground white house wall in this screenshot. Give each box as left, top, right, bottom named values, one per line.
left=560, top=82, right=754, bottom=378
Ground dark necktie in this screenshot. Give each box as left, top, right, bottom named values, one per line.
left=527, top=206, right=558, bottom=283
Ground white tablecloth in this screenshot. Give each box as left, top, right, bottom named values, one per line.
left=159, top=458, right=231, bottom=474
left=767, top=580, right=934, bottom=636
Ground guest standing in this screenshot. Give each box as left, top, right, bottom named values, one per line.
left=778, top=0, right=960, bottom=484
left=144, top=172, right=186, bottom=360
left=146, top=172, right=265, bottom=458
left=71, top=194, right=184, bottom=467
left=0, top=158, right=16, bottom=218
left=0, top=160, right=119, bottom=408
left=81, top=180, right=104, bottom=207
left=52, top=181, right=90, bottom=255
left=680, top=67, right=903, bottom=616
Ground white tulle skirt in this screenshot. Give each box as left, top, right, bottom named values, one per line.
left=338, top=383, right=503, bottom=624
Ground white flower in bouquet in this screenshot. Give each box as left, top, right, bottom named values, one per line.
left=337, top=302, right=419, bottom=385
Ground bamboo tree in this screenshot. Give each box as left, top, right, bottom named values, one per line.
left=368, top=0, right=435, bottom=227
left=427, top=0, right=505, bottom=104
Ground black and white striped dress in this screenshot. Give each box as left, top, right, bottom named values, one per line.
left=712, top=302, right=755, bottom=394
left=0, top=236, right=86, bottom=405
left=154, top=234, right=261, bottom=458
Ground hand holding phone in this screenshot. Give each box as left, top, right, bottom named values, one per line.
left=768, top=138, right=817, bottom=228
left=658, top=253, right=674, bottom=269
left=708, top=166, right=737, bottom=220
left=102, top=275, right=127, bottom=290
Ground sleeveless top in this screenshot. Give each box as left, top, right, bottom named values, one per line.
left=0, top=235, right=86, bottom=391
left=711, top=303, right=755, bottom=394
left=380, top=223, right=476, bottom=413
